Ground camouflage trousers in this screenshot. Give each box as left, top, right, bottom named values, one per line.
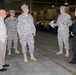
left=57, top=34, right=69, bottom=50
left=7, top=35, right=18, bottom=49
left=20, top=35, right=34, bottom=54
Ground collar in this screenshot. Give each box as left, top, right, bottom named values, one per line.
left=0, top=17, right=4, bottom=21
left=22, top=13, right=28, bottom=16
left=61, top=13, right=66, bottom=15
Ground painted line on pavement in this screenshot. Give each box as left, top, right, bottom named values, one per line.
left=36, top=50, right=76, bottom=75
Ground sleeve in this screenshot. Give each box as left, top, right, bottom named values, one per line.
left=5, top=18, right=8, bottom=25
left=67, top=15, right=72, bottom=27
left=17, top=16, right=22, bottom=35
left=72, top=22, right=76, bottom=34
left=0, top=20, right=7, bottom=37
left=0, top=21, right=3, bottom=32
left=70, top=24, right=73, bottom=34
left=4, top=18, right=9, bottom=32
left=54, top=20, right=59, bottom=27
left=31, top=16, right=36, bottom=35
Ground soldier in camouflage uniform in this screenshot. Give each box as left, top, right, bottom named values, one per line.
left=50, top=6, right=72, bottom=57
left=17, top=4, right=37, bottom=63
left=5, top=10, right=20, bottom=55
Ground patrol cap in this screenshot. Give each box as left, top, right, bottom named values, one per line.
left=9, top=10, right=15, bottom=13
left=60, top=6, right=66, bottom=10
left=21, top=4, right=28, bottom=9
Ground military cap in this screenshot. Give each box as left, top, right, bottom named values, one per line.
left=9, top=10, right=15, bottom=13
left=60, top=6, right=66, bottom=10
left=21, top=4, right=28, bottom=9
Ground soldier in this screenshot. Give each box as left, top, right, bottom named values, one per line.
left=5, top=10, right=20, bottom=55
left=50, top=6, right=72, bottom=57
left=17, top=4, right=37, bottom=63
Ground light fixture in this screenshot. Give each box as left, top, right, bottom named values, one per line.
left=64, top=2, right=68, bottom=5
left=51, top=5, right=55, bottom=8
left=34, top=12, right=36, bottom=15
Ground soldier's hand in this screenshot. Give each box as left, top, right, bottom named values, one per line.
left=62, top=21, right=68, bottom=25
left=71, top=32, right=74, bottom=36
left=49, top=21, right=55, bottom=28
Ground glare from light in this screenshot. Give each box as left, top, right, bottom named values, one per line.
left=34, top=12, right=36, bottom=15
left=64, top=2, right=68, bottom=5
left=51, top=5, right=55, bottom=8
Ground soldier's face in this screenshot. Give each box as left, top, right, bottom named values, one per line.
left=10, top=13, right=15, bottom=17
left=75, top=10, right=76, bottom=16
left=60, top=9, right=65, bottom=14
left=22, top=7, right=29, bottom=14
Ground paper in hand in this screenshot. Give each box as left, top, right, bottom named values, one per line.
left=49, top=21, right=54, bottom=28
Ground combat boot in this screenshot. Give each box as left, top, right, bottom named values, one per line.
left=15, top=49, right=20, bottom=54
left=8, top=49, right=11, bottom=55
left=56, top=49, right=63, bottom=55
left=65, top=50, right=69, bottom=57
left=30, top=53, right=37, bottom=61
left=23, top=53, right=28, bottom=63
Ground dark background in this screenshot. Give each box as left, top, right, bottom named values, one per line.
left=0, top=0, right=76, bottom=11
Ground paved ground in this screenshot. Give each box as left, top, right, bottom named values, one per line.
left=0, top=31, right=76, bottom=75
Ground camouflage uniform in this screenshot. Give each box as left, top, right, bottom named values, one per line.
left=5, top=17, right=18, bottom=49
left=17, top=13, right=36, bottom=54
left=54, top=13, right=72, bottom=50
